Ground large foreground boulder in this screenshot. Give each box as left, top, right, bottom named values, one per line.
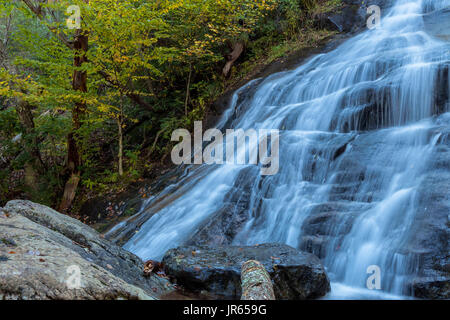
left=0, top=200, right=174, bottom=300
left=162, top=243, right=330, bottom=300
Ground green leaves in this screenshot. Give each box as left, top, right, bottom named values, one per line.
left=0, top=0, right=281, bottom=206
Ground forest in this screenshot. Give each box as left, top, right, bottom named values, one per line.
left=0, top=0, right=338, bottom=214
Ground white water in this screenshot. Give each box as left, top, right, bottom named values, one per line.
left=121, top=0, right=450, bottom=299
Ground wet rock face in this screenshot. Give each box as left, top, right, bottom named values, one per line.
left=403, top=124, right=450, bottom=299
left=186, top=167, right=256, bottom=246
left=299, top=202, right=369, bottom=259
left=0, top=200, right=173, bottom=300
left=318, top=0, right=394, bottom=34
left=423, top=7, right=450, bottom=41
left=162, top=243, right=330, bottom=300
left=411, top=276, right=450, bottom=300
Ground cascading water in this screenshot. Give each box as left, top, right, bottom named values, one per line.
left=114, top=0, right=450, bottom=299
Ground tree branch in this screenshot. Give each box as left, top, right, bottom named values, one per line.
left=21, top=0, right=74, bottom=50
left=97, top=69, right=158, bottom=113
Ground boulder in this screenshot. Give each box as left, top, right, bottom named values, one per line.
left=0, top=200, right=174, bottom=300
left=162, top=243, right=330, bottom=300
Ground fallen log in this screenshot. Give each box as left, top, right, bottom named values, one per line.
left=241, top=260, right=275, bottom=300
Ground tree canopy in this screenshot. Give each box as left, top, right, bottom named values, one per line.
left=0, top=0, right=337, bottom=214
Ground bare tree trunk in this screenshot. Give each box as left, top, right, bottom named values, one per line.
left=19, top=0, right=89, bottom=211
left=60, top=27, right=88, bottom=212
left=241, top=260, right=275, bottom=300
left=59, top=173, right=80, bottom=211
left=15, top=98, right=45, bottom=172
left=223, top=41, right=244, bottom=77
left=16, top=99, right=45, bottom=194
left=1, top=8, right=44, bottom=195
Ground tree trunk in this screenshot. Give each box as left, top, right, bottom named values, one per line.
left=20, top=0, right=88, bottom=210
left=241, top=260, right=276, bottom=300
left=59, top=173, right=80, bottom=212
left=15, top=98, right=45, bottom=194
left=15, top=98, right=45, bottom=172
left=117, top=117, right=124, bottom=176
left=59, top=27, right=88, bottom=212
left=223, top=41, right=244, bottom=77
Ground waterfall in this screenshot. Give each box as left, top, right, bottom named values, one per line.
left=118, top=0, right=450, bottom=299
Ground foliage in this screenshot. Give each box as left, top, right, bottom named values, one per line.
left=0, top=0, right=340, bottom=210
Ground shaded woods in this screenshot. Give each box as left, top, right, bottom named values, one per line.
left=0, top=0, right=339, bottom=215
